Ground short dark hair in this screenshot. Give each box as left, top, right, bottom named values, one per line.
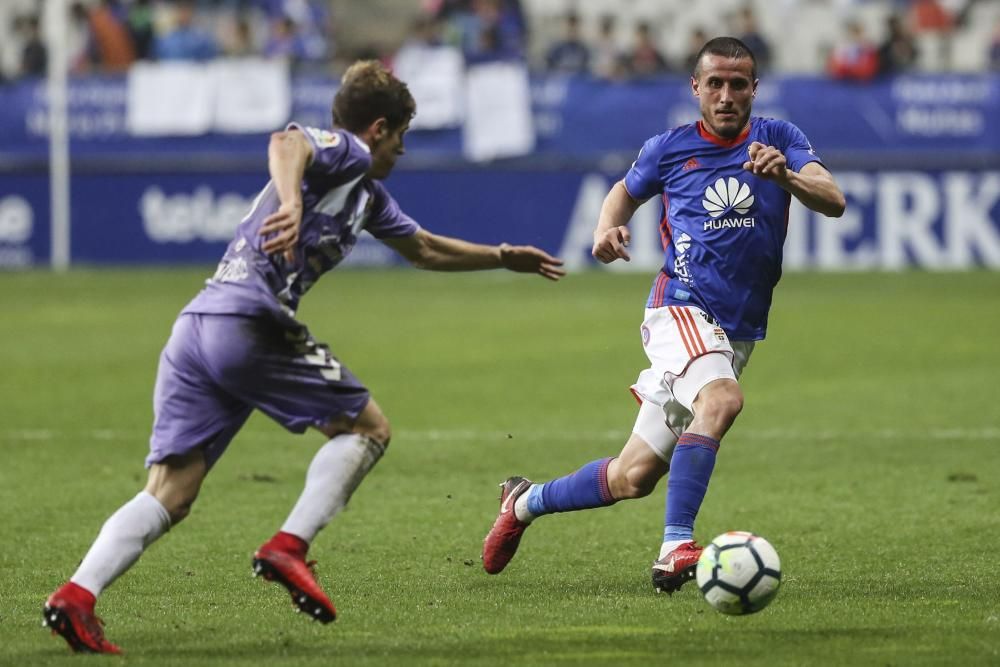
left=332, top=60, right=416, bottom=134
left=692, top=36, right=757, bottom=79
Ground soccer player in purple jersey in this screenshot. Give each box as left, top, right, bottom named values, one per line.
left=482, top=37, right=845, bottom=592
left=42, top=61, right=564, bottom=654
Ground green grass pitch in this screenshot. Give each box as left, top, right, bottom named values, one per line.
left=1, top=268, right=998, bottom=666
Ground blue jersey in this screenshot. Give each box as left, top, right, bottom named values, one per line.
left=624, top=117, right=822, bottom=341
left=184, top=124, right=419, bottom=322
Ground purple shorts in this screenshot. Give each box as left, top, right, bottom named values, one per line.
left=147, top=313, right=370, bottom=468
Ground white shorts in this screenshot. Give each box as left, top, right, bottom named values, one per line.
left=630, top=305, right=755, bottom=461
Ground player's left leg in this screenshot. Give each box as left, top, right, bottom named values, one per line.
left=653, top=342, right=754, bottom=594
left=482, top=400, right=676, bottom=575
left=252, top=399, right=389, bottom=623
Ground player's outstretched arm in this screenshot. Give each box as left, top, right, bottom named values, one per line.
left=259, top=129, right=314, bottom=262
left=592, top=180, right=645, bottom=264
left=383, top=230, right=566, bottom=281
left=742, top=141, right=846, bottom=217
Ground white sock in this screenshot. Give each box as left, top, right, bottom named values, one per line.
left=281, top=434, right=386, bottom=543
left=658, top=539, right=689, bottom=560
left=70, top=491, right=171, bottom=597
left=513, top=485, right=537, bottom=524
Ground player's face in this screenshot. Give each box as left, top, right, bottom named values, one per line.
left=368, top=120, right=409, bottom=180
left=692, top=55, right=757, bottom=139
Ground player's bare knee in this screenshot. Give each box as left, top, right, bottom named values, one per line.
left=149, top=487, right=199, bottom=524
left=167, top=498, right=196, bottom=524
left=621, top=464, right=659, bottom=498
left=351, top=399, right=391, bottom=448
left=697, top=390, right=744, bottom=433
left=608, top=457, right=659, bottom=499
left=355, top=416, right=391, bottom=449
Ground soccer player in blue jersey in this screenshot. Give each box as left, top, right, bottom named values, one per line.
left=42, top=60, right=564, bottom=654
left=482, top=37, right=845, bottom=592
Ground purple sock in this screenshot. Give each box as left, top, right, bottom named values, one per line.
left=664, top=433, right=720, bottom=538
left=529, top=457, right=616, bottom=516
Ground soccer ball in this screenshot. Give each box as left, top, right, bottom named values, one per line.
left=696, top=531, right=781, bottom=615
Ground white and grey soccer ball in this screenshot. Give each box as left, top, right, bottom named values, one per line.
left=696, top=531, right=781, bottom=615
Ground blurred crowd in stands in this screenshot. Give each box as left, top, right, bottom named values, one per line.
left=2, top=0, right=999, bottom=84
left=0, top=0, right=333, bottom=82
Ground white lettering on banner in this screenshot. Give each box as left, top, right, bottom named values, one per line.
left=26, top=109, right=127, bottom=139
left=141, top=186, right=253, bottom=243
left=559, top=171, right=1000, bottom=271
left=0, top=195, right=34, bottom=267
left=943, top=173, right=1000, bottom=266
left=878, top=172, right=944, bottom=269
left=815, top=172, right=878, bottom=270
left=891, top=79, right=990, bottom=104
left=896, top=107, right=983, bottom=137
left=0, top=196, right=33, bottom=243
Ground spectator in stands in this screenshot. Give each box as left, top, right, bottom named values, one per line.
left=591, top=14, right=627, bottom=81
left=223, top=17, right=256, bottom=59
left=262, top=0, right=331, bottom=64
left=449, top=0, right=524, bottom=63
left=126, top=0, right=155, bottom=61
left=0, top=15, right=26, bottom=82
left=545, top=12, right=590, bottom=75
left=464, top=22, right=521, bottom=65
left=908, top=0, right=954, bottom=33
left=19, top=15, right=46, bottom=78
left=734, top=6, right=771, bottom=72
left=154, top=0, right=219, bottom=62
left=991, top=18, right=1000, bottom=71
left=877, top=14, right=919, bottom=75
left=827, top=19, right=879, bottom=81
left=393, top=14, right=449, bottom=70
left=264, top=16, right=309, bottom=65
left=67, top=2, right=93, bottom=74
left=682, top=27, right=710, bottom=74
left=627, top=21, right=669, bottom=77
left=87, top=0, right=136, bottom=72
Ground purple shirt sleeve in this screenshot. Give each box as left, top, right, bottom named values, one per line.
left=366, top=181, right=420, bottom=239
left=286, top=123, right=372, bottom=178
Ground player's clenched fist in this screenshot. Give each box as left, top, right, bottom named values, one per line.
left=743, top=141, right=787, bottom=182
left=592, top=226, right=632, bottom=264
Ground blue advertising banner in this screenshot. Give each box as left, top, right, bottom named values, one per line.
left=3, top=167, right=998, bottom=270
left=1, top=73, right=996, bottom=163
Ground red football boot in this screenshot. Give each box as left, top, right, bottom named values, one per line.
left=42, top=582, right=122, bottom=654
left=482, top=476, right=533, bottom=574
left=651, top=541, right=703, bottom=594
left=252, top=531, right=336, bottom=624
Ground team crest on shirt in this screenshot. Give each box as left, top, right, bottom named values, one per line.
left=702, top=177, right=756, bottom=231
left=309, top=128, right=342, bottom=147
left=682, top=157, right=700, bottom=171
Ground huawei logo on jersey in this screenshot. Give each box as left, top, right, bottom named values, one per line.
left=702, top=177, right=756, bottom=230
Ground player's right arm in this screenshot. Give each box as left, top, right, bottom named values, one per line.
left=592, top=180, right=646, bottom=264
left=259, top=129, right=314, bottom=262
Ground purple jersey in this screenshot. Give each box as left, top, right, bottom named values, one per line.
left=184, top=124, right=420, bottom=321
left=624, top=117, right=821, bottom=341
